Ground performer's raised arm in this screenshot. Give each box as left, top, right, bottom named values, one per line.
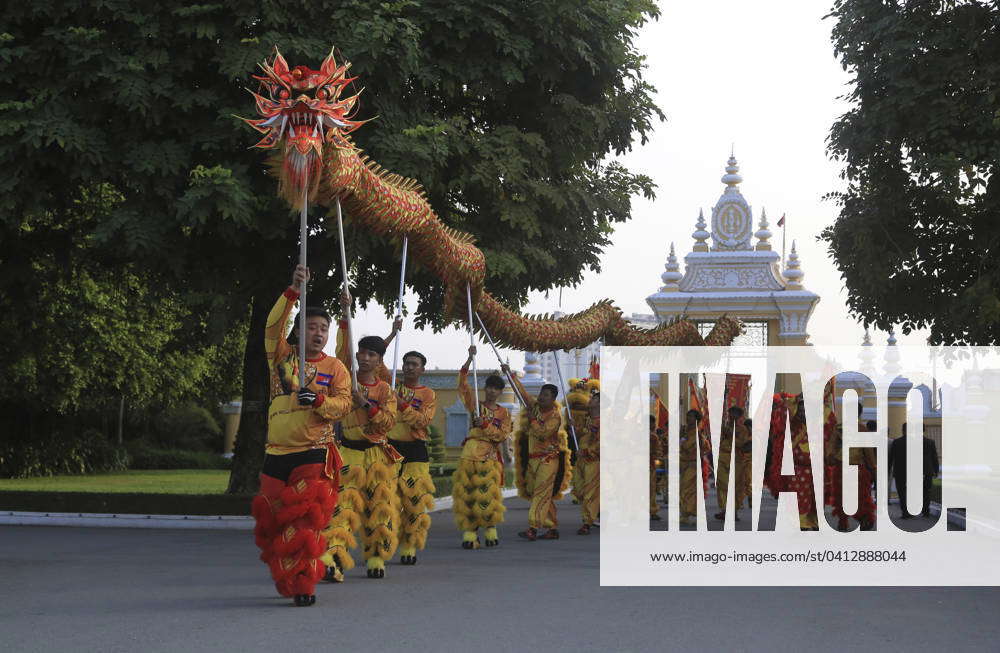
left=501, top=362, right=533, bottom=410
left=458, top=345, right=479, bottom=416
left=264, top=264, right=308, bottom=370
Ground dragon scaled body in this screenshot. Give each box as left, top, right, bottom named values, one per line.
left=244, top=49, right=741, bottom=351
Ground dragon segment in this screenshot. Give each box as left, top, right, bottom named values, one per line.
left=244, top=48, right=741, bottom=350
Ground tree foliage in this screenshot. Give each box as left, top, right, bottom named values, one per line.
left=0, top=1, right=662, bottom=488
left=823, top=0, right=1000, bottom=344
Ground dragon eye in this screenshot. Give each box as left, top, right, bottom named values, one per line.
left=316, top=87, right=328, bottom=100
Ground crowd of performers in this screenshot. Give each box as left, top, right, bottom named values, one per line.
left=251, top=266, right=598, bottom=606
left=648, top=389, right=883, bottom=531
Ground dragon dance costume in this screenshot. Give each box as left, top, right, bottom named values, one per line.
left=251, top=287, right=354, bottom=602
left=511, top=374, right=572, bottom=535
left=324, top=366, right=402, bottom=578
left=388, top=382, right=437, bottom=563
left=452, top=366, right=511, bottom=548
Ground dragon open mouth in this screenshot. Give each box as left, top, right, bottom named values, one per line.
left=241, top=47, right=365, bottom=205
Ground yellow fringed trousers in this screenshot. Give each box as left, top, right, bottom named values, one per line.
left=452, top=458, right=505, bottom=532
left=397, top=459, right=435, bottom=557
left=322, top=442, right=400, bottom=572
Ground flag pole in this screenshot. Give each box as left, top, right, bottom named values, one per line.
left=297, top=168, right=308, bottom=389
left=475, top=311, right=526, bottom=407
left=465, top=283, right=480, bottom=419
left=335, top=197, right=358, bottom=390
left=390, top=236, right=409, bottom=389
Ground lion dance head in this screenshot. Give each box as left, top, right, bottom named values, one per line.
left=242, top=47, right=365, bottom=207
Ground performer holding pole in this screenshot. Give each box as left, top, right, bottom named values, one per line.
left=453, top=346, right=512, bottom=549
left=505, top=361, right=572, bottom=541
left=475, top=311, right=526, bottom=407
left=390, top=237, right=409, bottom=388
left=335, top=198, right=358, bottom=389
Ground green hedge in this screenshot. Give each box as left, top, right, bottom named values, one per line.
left=0, top=429, right=129, bottom=479
left=126, top=443, right=230, bottom=470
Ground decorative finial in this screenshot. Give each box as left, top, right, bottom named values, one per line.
left=884, top=329, right=901, bottom=377
left=692, top=208, right=710, bottom=252
left=660, top=242, right=683, bottom=290
left=754, top=207, right=773, bottom=251
left=782, top=240, right=804, bottom=289
left=721, top=154, right=743, bottom=189
left=859, top=328, right=875, bottom=373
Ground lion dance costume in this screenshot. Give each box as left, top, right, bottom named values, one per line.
left=452, top=365, right=512, bottom=548
left=510, top=374, right=572, bottom=537
left=388, top=381, right=437, bottom=564
left=251, top=287, right=353, bottom=605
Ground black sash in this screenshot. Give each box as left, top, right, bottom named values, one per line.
left=389, top=439, right=429, bottom=463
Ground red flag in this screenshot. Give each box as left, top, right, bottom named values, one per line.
left=588, top=354, right=600, bottom=380
left=777, top=213, right=786, bottom=227
left=651, top=390, right=669, bottom=432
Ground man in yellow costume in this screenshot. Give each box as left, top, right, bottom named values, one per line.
left=714, top=406, right=751, bottom=522
left=323, top=309, right=402, bottom=580
left=453, top=345, right=512, bottom=549
left=388, top=350, right=437, bottom=565
left=503, top=363, right=572, bottom=541
left=567, top=378, right=598, bottom=519
left=251, top=264, right=354, bottom=607
left=575, top=390, right=600, bottom=535
left=679, top=408, right=708, bottom=526
left=650, top=415, right=664, bottom=520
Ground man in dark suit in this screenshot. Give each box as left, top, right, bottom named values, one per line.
left=888, top=423, right=940, bottom=518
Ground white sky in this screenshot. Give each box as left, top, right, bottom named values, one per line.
left=330, top=1, right=929, bottom=372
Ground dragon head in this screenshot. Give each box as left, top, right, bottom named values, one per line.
left=243, top=47, right=365, bottom=206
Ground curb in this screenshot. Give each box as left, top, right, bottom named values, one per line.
left=1, top=488, right=520, bottom=530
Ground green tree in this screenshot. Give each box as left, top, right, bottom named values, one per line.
left=823, top=0, right=1000, bottom=344
left=0, top=1, right=663, bottom=492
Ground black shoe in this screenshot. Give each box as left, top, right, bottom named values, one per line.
left=293, top=594, right=316, bottom=607
left=400, top=555, right=417, bottom=565
left=323, top=564, right=344, bottom=583
left=366, top=567, right=385, bottom=579
left=484, top=538, right=499, bottom=547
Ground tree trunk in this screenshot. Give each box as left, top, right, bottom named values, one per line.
left=226, top=288, right=273, bottom=494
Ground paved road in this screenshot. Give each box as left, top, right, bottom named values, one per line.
left=1, top=496, right=997, bottom=653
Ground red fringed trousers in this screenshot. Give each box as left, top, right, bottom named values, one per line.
left=251, top=449, right=339, bottom=597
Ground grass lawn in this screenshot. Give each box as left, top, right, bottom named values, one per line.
left=0, top=470, right=230, bottom=495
